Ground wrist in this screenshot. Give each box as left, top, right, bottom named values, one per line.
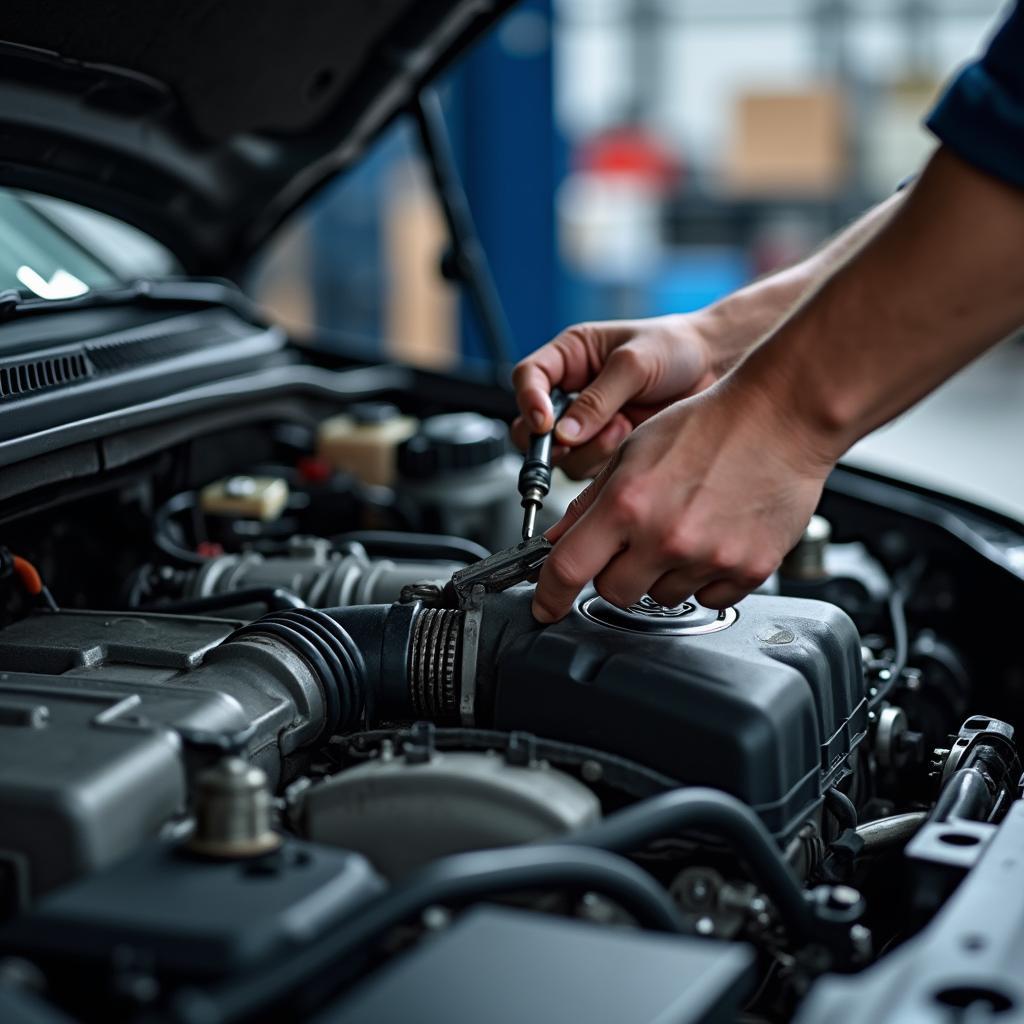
left=722, top=334, right=853, bottom=472
left=699, top=261, right=817, bottom=378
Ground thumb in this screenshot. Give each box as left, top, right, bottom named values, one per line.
left=555, top=347, right=649, bottom=446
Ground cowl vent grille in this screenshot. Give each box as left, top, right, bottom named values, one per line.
left=0, top=351, right=92, bottom=400
left=85, top=323, right=227, bottom=373
left=0, top=311, right=259, bottom=405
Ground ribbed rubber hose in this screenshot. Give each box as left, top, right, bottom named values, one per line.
left=225, top=608, right=366, bottom=735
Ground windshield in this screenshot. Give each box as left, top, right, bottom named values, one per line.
left=0, top=189, right=180, bottom=300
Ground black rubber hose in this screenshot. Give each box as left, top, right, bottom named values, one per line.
left=856, top=811, right=926, bottom=852
left=888, top=585, right=909, bottom=679
left=174, top=845, right=684, bottom=1024
left=228, top=609, right=369, bottom=735
left=144, top=588, right=306, bottom=615
left=825, top=787, right=858, bottom=831
left=933, top=767, right=994, bottom=824
left=289, top=608, right=367, bottom=725
left=346, top=844, right=685, bottom=936
left=153, top=491, right=209, bottom=568
left=330, top=530, right=490, bottom=565
left=227, top=618, right=346, bottom=734
left=563, top=787, right=818, bottom=943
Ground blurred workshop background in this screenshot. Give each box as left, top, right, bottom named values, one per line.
left=252, top=0, right=1024, bottom=514
left=253, top=0, right=1003, bottom=367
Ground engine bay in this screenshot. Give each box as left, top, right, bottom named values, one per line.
left=1, top=375, right=1023, bottom=1023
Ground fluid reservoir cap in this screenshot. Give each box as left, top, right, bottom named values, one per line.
left=398, top=412, right=509, bottom=479
left=580, top=593, right=738, bottom=636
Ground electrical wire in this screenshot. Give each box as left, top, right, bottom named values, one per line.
left=2, top=550, right=59, bottom=611
left=869, top=556, right=925, bottom=708
left=153, top=491, right=211, bottom=567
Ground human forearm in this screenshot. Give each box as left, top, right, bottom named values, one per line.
left=701, top=189, right=906, bottom=376
left=735, top=146, right=1024, bottom=457
left=511, top=174, right=907, bottom=479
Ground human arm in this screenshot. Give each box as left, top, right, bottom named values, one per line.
left=511, top=191, right=904, bottom=479
left=531, top=144, right=1024, bottom=622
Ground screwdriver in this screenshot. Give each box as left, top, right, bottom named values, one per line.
left=518, top=387, right=571, bottom=541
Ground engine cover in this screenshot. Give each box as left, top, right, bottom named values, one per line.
left=479, top=589, right=868, bottom=839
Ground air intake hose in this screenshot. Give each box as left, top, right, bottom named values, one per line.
left=323, top=602, right=466, bottom=725
left=224, top=608, right=369, bottom=734
left=225, top=602, right=467, bottom=735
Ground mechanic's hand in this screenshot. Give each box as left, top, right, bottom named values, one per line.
left=511, top=315, right=718, bottom=480
left=530, top=378, right=838, bottom=622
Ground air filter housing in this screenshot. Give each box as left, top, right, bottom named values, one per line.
left=481, top=589, right=867, bottom=840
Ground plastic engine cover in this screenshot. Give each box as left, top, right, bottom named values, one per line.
left=486, top=591, right=867, bottom=839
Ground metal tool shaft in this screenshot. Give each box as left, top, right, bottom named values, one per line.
left=518, top=388, right=571, bottom=540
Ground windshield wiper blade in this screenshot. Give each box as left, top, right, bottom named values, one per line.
left=0, top=277, right=265, bottom=325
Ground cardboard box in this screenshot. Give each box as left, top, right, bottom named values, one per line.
left=724, top=87, right=848, bottom=197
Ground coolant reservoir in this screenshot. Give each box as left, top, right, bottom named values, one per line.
left=397, top=412, right=522, bottom=550
left=317, top=403, right=418, bottom=487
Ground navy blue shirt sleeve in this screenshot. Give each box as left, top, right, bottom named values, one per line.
left=927, top=1, right=1024, bottom=189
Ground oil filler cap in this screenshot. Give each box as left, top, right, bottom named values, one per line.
left=397, top=412, right=508, bottom=479
left=580, top=594, right=738, bottom=636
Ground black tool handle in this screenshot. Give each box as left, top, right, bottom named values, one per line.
left=518, top=388, right=571, bottom=499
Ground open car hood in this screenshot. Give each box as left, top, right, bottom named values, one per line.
left=0, top=0, right=516, bottom=273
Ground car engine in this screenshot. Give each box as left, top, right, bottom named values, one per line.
left=0, top=391, right=1021, bottom=1024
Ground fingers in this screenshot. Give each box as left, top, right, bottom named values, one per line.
left=557, top=415, right=632, bottom=479
left=509, top=415, right=531, bottom=452
left=533, top=518, right=623, bottom=623
left=533, top=465, right=622, bottom=621
left=512, top=358, right=560, bottom=433
left=646, top=559, right=775, bottom=610
left=512, top=411, right=630, bottom=470
left=512, top=324, right=603, bottom=434
left=555, top=346, right=652, bottom=446
left=589, top=561, right=763, bottom=614
left=646, top=569, right=703, bottom=608
left=696, top=573, right=772, bottom=610
left=592, top=549, right=668, bottom=609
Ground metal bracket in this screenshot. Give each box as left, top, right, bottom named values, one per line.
left=448, top=536, right=551, bottom=607
left=459, top=586, right=484, bottom=726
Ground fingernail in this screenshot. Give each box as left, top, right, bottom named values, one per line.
left=557, top=417, right=581, bottom=442
left=532, top=601, right=554, bottom=623
left=530, top=408, right=546, bottom=432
